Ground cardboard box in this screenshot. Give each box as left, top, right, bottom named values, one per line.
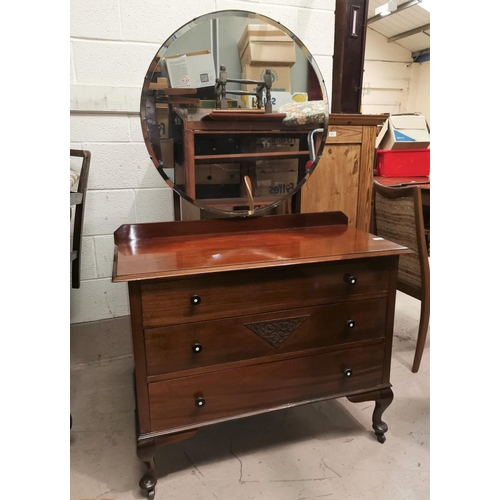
left=195, top=163, right=240, bottom=185
left=257, top=158, right=298, bottom=170
left=241, top=91, right=295, bottom=110
left=376, top=114, right=430, bottom=150
left=242, top=92, right=308, bottom=110
left=256, top=137, right=299, bottom=153
left=238, top=24, right=296, bottom=67
left=163, top=50, right=216, bottom=89
left=256, top=168, right=298, bottom=197
left=241, top=65, right=291, bottom=93
left=255, top=160, right=298, bottom=197
left=255, top=140, right=299, bottom=194
left=240, top=65, right=292, bottom=109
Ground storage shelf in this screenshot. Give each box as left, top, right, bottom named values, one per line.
left=194, top=151, right=310, bottom=164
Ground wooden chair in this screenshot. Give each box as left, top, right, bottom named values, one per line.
left=372, top=181, right=430, bottom=373
left=70, top=149, right=91, bottom=289
left=70, top=149, right=91, bottom=429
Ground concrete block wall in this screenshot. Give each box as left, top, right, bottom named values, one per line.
left=70, top=0, right=336, bottom=324
left=70, top=0, right=429, bottom=326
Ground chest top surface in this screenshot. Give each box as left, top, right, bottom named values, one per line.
left=112, top=212, right=409, bottom=283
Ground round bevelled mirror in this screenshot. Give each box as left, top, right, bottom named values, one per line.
left=140, top=10, right=329, bottom=217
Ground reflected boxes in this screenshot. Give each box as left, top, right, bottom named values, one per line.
left=238, top=24, right=296, bottom=67
left=163, top=50, right=216, bottom=89
left=240, top=65, right=292, bottom=109
left=238, top=25, right=296, bottom=110
left=256, top=136, right=299, bottom=154
left=255, top=136, right=299, bottom=197
left=175, top=162, right=241, bottom=199
left=241, top=65, right=292, bottom=93
left=255, top=161, right=298, bottom=197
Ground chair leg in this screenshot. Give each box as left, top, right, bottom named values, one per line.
left=412, top=292, right=430, bottom=373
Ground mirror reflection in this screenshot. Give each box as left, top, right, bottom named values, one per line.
left=141, top=10, right=329, bottom=217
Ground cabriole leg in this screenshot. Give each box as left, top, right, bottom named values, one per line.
left=347, top=387, right=394, bottom=444
left=372, top=388, right=394, bottom=443
left=137, top=438, right=157, bottom=499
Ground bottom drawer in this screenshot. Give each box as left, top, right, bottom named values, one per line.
left=149, top=343, right=385, bottom=432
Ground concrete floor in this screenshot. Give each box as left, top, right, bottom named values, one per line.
left=71, top=292, right=430, bottom=500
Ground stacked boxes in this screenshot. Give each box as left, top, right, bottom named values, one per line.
left=238, top=24, right=296, bottom=68
left=238, top=24, right=295, bottom=109
left=237, top=25, right=301, bottom=197
left=254, top=137, right=299, bottom=198
left=375, top=114, right=431, bottom=177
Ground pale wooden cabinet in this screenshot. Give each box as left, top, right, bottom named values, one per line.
left=300, top=114, right=387, bottom=232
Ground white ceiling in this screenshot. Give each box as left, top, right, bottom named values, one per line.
left=367, top=0, right=430, bottom=56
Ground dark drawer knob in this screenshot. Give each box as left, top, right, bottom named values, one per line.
left=344, top=369, right=353, bottom=378
left=190, top=295, right=201, bottom=306
left=192, top=343, right=203, bottom=354
left=195, top=397, right=206, bottom=408
left=345, top=275, right=357, bottom=285
left=346, top=320, right=356, bottom=329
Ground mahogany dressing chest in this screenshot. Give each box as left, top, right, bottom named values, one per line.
left=115, top=10, right=411, bottom=498
left=112, top=212, right=409, bottom=499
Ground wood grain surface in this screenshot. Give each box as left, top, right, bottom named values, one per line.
left=148, top=343, right=385, bottom=432
left=144, top=298, right=388, bottom=376
left=113, top=213, right=408, bottom=283
left=140, top=259, right=391, bottom=328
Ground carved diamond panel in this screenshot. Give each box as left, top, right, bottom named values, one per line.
left=244, top=315, right=309, bottom=348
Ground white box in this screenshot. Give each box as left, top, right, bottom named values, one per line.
left=163, top=50, right=216, bottom=89
left=376, top=114, right=430, bottom=150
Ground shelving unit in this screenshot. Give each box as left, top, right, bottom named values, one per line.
left=171, top=107, right=317, bottom=217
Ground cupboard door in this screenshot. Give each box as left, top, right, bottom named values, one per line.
left=300, top=143, right=361, bottom=225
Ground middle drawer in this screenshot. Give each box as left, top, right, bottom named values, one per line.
left=145, top=298, right=387, bottom=376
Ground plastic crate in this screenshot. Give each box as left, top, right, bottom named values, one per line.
left=376, top=149, right=430, bottom=177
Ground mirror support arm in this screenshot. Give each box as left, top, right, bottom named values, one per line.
left=215, top=66, right=273, bottom=112
left=308, top=128, right=324, bottom=163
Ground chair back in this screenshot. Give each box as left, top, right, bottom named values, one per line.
left=71, top=149, right=91, bottom=289
left=372, top=181, right=428, bottom=295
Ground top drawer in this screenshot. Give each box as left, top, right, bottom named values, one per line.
left=141, top=259, right=391, bottom=328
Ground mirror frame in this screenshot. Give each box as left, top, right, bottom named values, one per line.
left=140, top=9, right=329, bottom=217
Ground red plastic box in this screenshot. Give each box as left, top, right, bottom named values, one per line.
left=376, top=149, right=430, bottom=177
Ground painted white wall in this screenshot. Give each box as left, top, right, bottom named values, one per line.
left=407, top=61, right=430, bottom=125
left=69, top=0, right=335, bottom=324
left=70, top=0, right=429, bottom=324
left=362, top=28, right=430, bottom=125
